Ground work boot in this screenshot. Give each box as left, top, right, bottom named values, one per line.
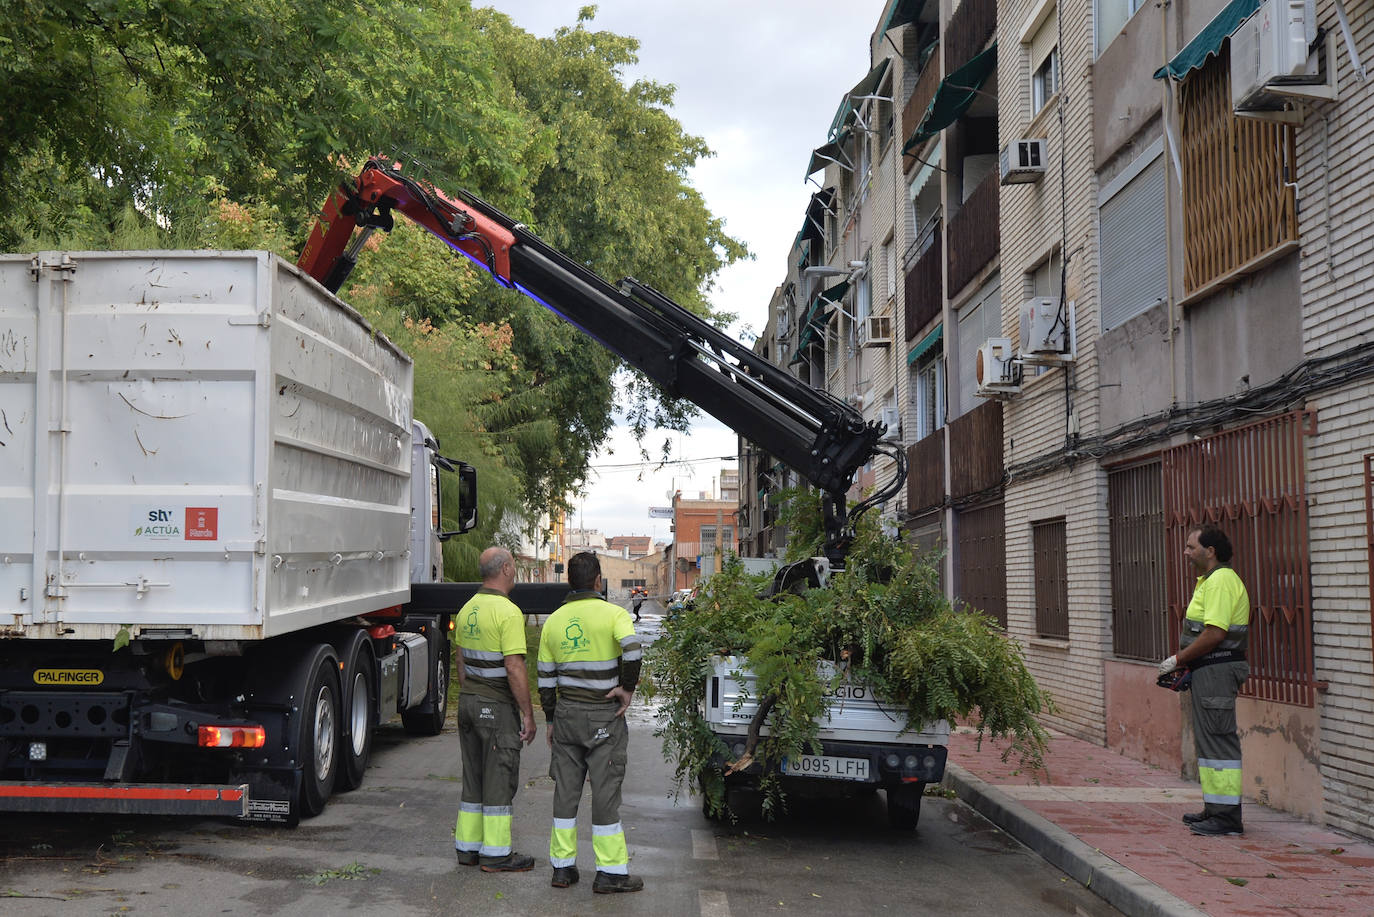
left=479, top=852, right=536, bottom=872
left=1180, top=810, right=1208, bottom=825
left=551, top=866, right=580, bottom=888
left=593, top=871, right=645, bottom=894
left=455, top=850, right=479, bottom=867
left=1189, top=816, right=1243, bottom=837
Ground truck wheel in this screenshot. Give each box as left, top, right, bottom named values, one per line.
left=401, top=625, right=449, bottom=736
left=299, top=648, right=342, bottom=818
left=337, top=640, right=376, bottom=792
left=887, top=782, right=925, bottom=830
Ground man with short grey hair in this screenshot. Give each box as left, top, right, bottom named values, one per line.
left=454, top=546, right=538, bottom=871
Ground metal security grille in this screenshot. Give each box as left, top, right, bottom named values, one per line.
left=956, top=502, right=1007, bottom=628
left=1108, top=460, right=1167, bottom=661
left=1032, top=518, right=1069, bottom=638
left=1178, top=46, right=1298, bottom=296
left=1162, top=410, right=1314, bottom=706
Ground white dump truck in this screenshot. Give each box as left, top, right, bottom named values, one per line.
left=0, top=251, right=475, bottom=823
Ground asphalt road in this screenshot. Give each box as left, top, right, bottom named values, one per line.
left=0, top=610, right=1122, bottom=916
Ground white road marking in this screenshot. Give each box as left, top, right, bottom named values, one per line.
left=692, top=828, right=719, bottom=860
left=699, top=889, right=732, bottom=917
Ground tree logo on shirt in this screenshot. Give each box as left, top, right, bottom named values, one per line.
left=563, top=619, right=585, bottom=650
left=465, top=610, right=480, bottom=638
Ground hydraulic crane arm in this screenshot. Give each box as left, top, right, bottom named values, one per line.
left=299, top=157, right=906, bottom=564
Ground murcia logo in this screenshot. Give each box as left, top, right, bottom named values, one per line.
left=465, top=609, right=480, bottom=638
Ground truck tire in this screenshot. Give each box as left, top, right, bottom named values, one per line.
left=401, top=624, right=449, bottom=736
left=299, top=646, right=343, bottom=818
left=337, top=636, right=377, bottom=792
left=887, top=782, right=925, bottom=830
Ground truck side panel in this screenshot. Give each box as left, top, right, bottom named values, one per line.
left=0, top=252, right=413, bottom=642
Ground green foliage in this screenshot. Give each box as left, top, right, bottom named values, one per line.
left=1, top=0, right=747, bottom=544
left=651, top=496, right=1053, bottom=820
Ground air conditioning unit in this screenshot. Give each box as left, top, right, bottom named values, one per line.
left=861, top=314, right=892, bottom=347
left=975, top=337, right=1022, bottom=397
left=999, top=139, right=1048, bottom=185
left=1231, top=0, right=1321, bottom=113
left=1020, top=297, right=1077, bottom=365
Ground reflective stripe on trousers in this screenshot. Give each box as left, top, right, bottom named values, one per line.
left=548, top=699, right=629, bottom=871
left=456, top=693, right=523, bottom=857
left=1190, top=660, right=1248, bottom=822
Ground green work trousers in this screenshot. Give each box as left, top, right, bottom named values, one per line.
left=456, top=693, right=522, bottom=857
left=1190, top=660, right=1249, bottom=828
left=548, top=698, right=630, bottom=874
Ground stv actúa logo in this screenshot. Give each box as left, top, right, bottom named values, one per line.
left=134, top=509, right=181, bottom=538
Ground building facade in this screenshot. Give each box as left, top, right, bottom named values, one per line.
left=734, top=0, right=1374, bottom=840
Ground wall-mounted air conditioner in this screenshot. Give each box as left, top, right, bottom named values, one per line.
left=975, top=337, right=1022, bottom=398
left=1020, top=297, right=1077, bottom=365
left=999, top=139, right=1048, bottom=185
left=861, top=314, right=892, bottom=347
left=1231, top=0, right=1327, bottom=115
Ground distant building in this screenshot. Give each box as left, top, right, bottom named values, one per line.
left=607, top=535, right=653, bottom=558
left=668, top=482, right=739, bottom=592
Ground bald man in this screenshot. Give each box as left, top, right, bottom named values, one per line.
left=453, top=547, right=538, bottom=872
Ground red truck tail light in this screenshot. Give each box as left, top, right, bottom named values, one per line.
left=198, top=725, right=267, bottom=749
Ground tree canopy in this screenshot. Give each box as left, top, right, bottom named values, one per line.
left=1, top=0, right=746, bottom=578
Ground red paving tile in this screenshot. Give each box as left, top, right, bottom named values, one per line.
left=949, top=728, right=1374, bottom=916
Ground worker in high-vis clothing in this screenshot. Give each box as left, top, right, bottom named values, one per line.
left=1157, top=524, right=1250, bottom=836
left=538, top=551, right=644, bottom=894
left=454, top=546, right=538, bottom=872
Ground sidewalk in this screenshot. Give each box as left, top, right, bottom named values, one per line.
left=945, top=725, right=1374, bottom=912
left=943, top=727, right=1374, bottom=917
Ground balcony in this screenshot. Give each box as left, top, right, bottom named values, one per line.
left=945, top=0, right=996, bottom=75
left=948, top=400, right=1003, bottom=499
left=946, top=173, right=999, bottom=298
left=902, top=54, right=943, bottom=170
left=904, top=224, right=942, bottom=341
left=906, top=429, right=946, bottom=515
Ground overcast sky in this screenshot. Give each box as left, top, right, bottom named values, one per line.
left=481, top=0, right=884, bottom=541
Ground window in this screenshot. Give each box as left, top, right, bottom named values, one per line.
left=956, top=279, right=1001, bottom=417
left=1032, top=517, right=1069, bottom=638
left=911, top=348, right=946, bottom=440
left=1032, top=48, right=1060, bottom=114
left=1025, top=3, right=1060, bottom=117
left=1100, top=146, right=1166, bottom=331
left=1096, top=0, right=1146, bottom=56
left=1108, top=461, right=1167, bottom=661
left=855, top=255, right=872, bottom=324
left=881, top=236, right=896, bottom=304
left=1019, top=252, right=1061, bottom=379
left=907, top=141, right=942, bottom=260
left=1178, top=46, right=1297, bottom=295
left=699, top=526, right=734, bottom=552
left=825, top=316, right=842, bottom=385
left=876, top=74, right=895, bottom=147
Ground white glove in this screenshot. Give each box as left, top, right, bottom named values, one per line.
left=1157, top=655, right=1178, bottom=676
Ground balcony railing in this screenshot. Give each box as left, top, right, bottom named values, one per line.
left=945, top=0, right=996, bottom=75
left=947, top=173, right=999, bottom=297
left=948, top=399, right=1003, bottom=500
left=904, top=224, right=942, bottom=341
left=906, top=429, right=946, bottom=515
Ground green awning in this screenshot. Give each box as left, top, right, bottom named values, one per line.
left=797, top=238, right=811, bottom=269
left=907, top=323, right=943, bottom=365
left=827, top=58, right=892, bottom=140
left=903, top=43, right=998, bottom=153
left=806, top=136, right=854, bottom=177
left=1154, top=0, right=1260, bottom=80
left=789, top=279, right=851, bottom=364
left=879, top=0, right=925, bottom=35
